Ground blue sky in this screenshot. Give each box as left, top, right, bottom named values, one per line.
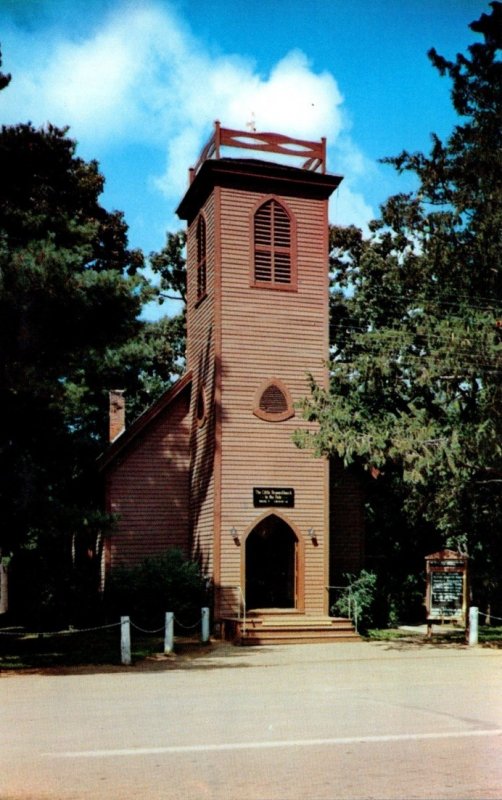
left=0, top=0, right=488, bottom=316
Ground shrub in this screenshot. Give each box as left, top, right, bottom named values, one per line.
left=331, top=570, right=377, bottom=633
left=104, top=549, right=209, bottom=630
left=332, top=569, right=428, bottom=631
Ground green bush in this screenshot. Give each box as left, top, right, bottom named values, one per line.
left=104, top=549, right=210, bottom=630
left=331, top=570, right=377, bottom=633
left=332, top=569, right=428, bottom=631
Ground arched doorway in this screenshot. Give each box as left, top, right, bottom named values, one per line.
left=245, top=515, right=298, bottom=610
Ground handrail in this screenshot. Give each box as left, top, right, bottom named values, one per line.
left=190, top=120, right=326, bottom=182
left=225, top=584, right=246, bottom=637
left=326, top=584, right=358, bottom=632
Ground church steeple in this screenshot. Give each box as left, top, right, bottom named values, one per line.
left=177, top=122, right=342, bottom=623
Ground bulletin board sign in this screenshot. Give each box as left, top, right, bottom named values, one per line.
left=425, top=550, right=468, bottom=626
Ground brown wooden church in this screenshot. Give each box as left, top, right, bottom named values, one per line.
left=99, top=123, right=365, bottom=643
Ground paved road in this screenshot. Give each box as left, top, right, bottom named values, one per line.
left=1, top=640, right=501, bottom=800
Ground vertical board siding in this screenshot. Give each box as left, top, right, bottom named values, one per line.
left=107, top=391, right=191, bottom=568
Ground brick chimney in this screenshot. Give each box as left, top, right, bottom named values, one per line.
left=109, top=390, right=126, bottom=442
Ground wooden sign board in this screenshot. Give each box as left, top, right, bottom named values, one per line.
left=425, top=550, right=468, bottom=627
left=253, top=488, right=294, bottom=508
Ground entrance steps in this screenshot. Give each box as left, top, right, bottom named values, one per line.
left=221, top=609, right=360, bottom=645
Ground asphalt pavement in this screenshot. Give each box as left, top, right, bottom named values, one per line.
left=1, top=639, right=501, bottom=800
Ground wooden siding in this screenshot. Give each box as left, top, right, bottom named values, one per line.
left=105, top=389, right=191, bottom=569
left=102, top=151, right=354, bottom=626
left=181, top=159, right=345, bottom=622
left=186, top=193, right=217, bottom=579
left=329, top=459, right=365, bottom=581
left=217, top=186, right=330, bottom=617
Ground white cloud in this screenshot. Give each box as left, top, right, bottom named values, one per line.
left=328, top=136, right=379, bottom=229
left=225, top=50, right=344, bottom=139
left=43, top=33, right=134, bottom=138
left=154, top=45, right=349, bottom=202
left=329, top=183, right=374, bottom=230
left=1, top=0, right=375, bottom=229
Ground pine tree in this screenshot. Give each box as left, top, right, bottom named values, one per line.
left=0, top=48, right=186, bottom=622
left=296, top=3, right=502, bottom=616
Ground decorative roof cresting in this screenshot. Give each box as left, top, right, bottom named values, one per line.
left=189, top=120, right=326, bottom=183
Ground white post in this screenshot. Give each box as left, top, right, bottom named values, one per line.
left=121, top=615, right=131, bottom=665
left=201, top=607, right=210, bottom=643
left=164, top=611, right=174, bottom=654
left=468, top=607, right=479, bottom=646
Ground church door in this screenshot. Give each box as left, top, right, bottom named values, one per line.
left=245, top=515, right=297, bottom=610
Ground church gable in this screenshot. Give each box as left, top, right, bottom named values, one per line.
left=100, top=374, right=192, bottom=570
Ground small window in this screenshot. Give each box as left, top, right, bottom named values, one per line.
left=253, top=199, right=295, bottom=289
left=253, top=379, right=294, bottom=422
left=196, top=214, right=207, bottom=301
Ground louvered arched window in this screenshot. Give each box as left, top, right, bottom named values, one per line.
left=253, top=199, right=295, bottom=289
left=196, top=214, right=207, bottom=301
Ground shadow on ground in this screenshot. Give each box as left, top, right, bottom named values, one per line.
left=2, top=628, right=500, bottom=677
left=0, top=636, right=272, bottom=676
left=370, top=629, right=502, bottom=652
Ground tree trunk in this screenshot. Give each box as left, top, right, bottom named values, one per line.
left=0, top=557, right=8, bottom=615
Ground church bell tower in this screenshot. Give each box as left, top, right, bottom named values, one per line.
left=176, top=122, right=343, bottom=633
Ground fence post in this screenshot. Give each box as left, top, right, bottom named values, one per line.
left=201, top=607, right=210, bottom=643
left=164, top=611, right=174, bottom=654
left=121, top=615, right=131, bottom=665
left=468, top=607, right=479, bottom=646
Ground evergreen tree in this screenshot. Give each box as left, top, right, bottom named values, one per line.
left=150, top=230, right=187, bottom=305
left=0, top=48, right=186, bottom=622
left=296, top=3, right=501, bottom=617
left=0, top=115, right=149, bottom=619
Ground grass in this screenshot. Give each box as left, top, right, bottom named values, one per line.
left=0, top=627, right=168, bottom=670
left=365, top=629, right=411, bottom=641
left=366, top=625, right=502, bottom=646
left=479, top=625, right=502, bottom=644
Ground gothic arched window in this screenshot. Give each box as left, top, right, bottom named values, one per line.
left=253, top=199, right=295, bottom=289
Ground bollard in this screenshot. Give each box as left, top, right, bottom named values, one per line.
left=468, top=606, right=479, bottom=646
left=121, top=615, right=131, bottom=665
left=201, top=606, right=210, bottom=643
left=164, top=611, right=174, bottom=654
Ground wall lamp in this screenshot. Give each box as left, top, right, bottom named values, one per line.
left=230, top=526, right=240, bottom=545
left=307, top=528, right=318, bottom=546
